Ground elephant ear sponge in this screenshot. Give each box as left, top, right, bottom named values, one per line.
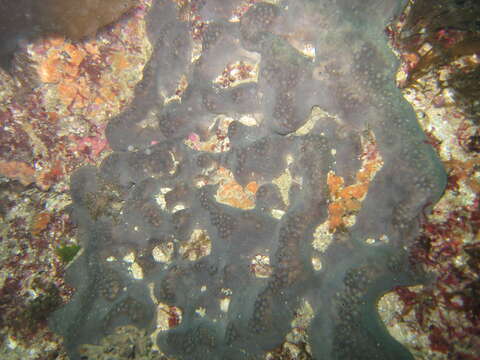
left=49, top=1, right=446, bottom=360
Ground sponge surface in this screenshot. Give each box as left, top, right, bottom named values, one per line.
left=49, top=1, right=446, bottom=359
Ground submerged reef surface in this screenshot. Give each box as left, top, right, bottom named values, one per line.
left=49, top=0, right=447, bottom=359
left=0, top=0, right=135, bottom=70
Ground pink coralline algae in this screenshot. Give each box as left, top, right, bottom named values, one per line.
left=383, top=1, right=480, bottom=357
left=0, top=1, right=150, bottom=355
left=0, top=1, right=150, bottom=190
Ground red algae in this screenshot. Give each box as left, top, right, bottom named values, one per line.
left=0, top=1, right=150, bottom=358
left=0, top=1, right=150, bottom=191
left=379, top=1, right=480, bottom=358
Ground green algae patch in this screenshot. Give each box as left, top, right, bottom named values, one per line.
left=55, top=244, right=81, bottom=263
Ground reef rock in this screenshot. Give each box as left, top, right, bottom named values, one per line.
left=0, top=0, right=135, bottom=70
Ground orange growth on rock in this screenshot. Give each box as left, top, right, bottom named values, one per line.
left=326, top=133, right=384, bottom=232
left=246, top=181, right=259, bottom=194
left=344, top=198, right=362, bottom=212
left=215, top=167, right=257, bottom=210
left=99, top=86, right=118, bottom=103
left=0, top=161, right=36, bottom=186
left=31, top=212, right=52, bottom=236
left=112, top=52, right=130, bottom=71
left=328, top=202, right=344, bottom=216
left=37, top=38, right=87, bottom=83
left=356, top=160, right=380, bottom=182
left=35, top=34, right=129, bottom=112
left=328, top=215, right=343, bottom=230
left=38, top=54, right=63, bottom=83
left=339, top=183, right=368, bottom=200
left=327, top=173, right=344, bottom=196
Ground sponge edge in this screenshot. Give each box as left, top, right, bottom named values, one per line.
left=49, top=0, right=447, bottom=359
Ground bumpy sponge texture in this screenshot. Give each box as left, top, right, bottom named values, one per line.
left=49, top=1, right=446, bottom=359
